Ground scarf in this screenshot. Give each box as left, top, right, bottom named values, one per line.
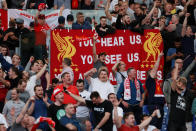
left=124, top=78, right=141, bottom=101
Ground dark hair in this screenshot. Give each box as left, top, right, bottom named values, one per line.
left=141, top=114, right=150, bottom=120
left=90, top=91, right=100, bottom=99
left=123, top=112, right=134, bottom=120
left=64, top=103, right=73, bottom=109
left=127, top=67, right=135, bottom=74
left=58, top=16, right=65, bottom=24
left=107, top=93, right=115, bottom=99
left=98, top=52, right=106, bottom=58
left=18, top=79, right=27, bottom=86
left=30, top=61, right=39, bottom=70
left=67, top=14, right=74, bottom=22
left=63, top=58, right=71, bottom=66
left=76, top=12, right=83, bottom=17
left=34, top=85, right=42, bottom=91
left=61, top=72, right=70, bottom=79
left=0, top=44, right=9, bottom=56
left=100, top=16, right=107, bottom=20
left=76, top=79, right=84, bottom=85
left=175, top=56, right=184, bottom=60
left=10, top=67, right=20, bottom=76
left=52, top=78, right=59, bottom=84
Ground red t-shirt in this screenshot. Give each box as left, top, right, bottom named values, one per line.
left=0, top=82, right=8, bottom=102
left=58, top=84, right=79, bottom=104
left=118, top=124, right=139, bottom=131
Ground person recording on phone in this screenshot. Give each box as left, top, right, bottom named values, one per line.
left=168, top=63, right=195, bottom=131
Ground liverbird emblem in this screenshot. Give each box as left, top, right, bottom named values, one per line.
left=143, top=32, right=162, bottom=62
left=52, top=31, right=76, bottom=62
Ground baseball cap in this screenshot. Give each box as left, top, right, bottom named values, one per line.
left=51, top=86, right=63, bottom=101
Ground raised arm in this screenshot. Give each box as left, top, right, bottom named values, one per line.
left=171, top=64, right=179, bottom=91
left=181, top=57, right=196, bottom=78
left=93, top=34, right=98, bottom=63
left=105, top=0, right=112, bottom=21
left=16, top=98, right=32, bottom=124
left=36, top=61, right=48, bottom=80
left=139, top=110, right=157, bottom=130
left=67, top=91, right=86, bottom=104
left=84, top=68, right=97, bottom=84
left=142, top=2, right=157, bottom=25
left=25, top=56, right=34, bottom=72
left=59, top=5, right=64, bottom=16
left=181, top=13, right=190, bottom=37
left=150, top=52, right=164, bottom=78
left=112, top=61, right=120, bottom=76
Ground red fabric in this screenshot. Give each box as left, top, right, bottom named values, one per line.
left=118, top=124, right=139, bottom=131
left=72, top=0, right=78, bottom=9
left=52, top=84, right=79, bottom=104
left=50, top=30, right=164, bottom=87
left=0, top=9, right=8, bottom=31
left=0, top=82, right=8, bottom=102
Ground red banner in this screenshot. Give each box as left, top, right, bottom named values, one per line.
left=0, top=9, right=8, bottom=31
left=50, top=29, right=164, bottom=86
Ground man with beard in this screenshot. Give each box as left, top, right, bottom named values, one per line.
left=27, top=85, right=52, bottom=131
left=48, top=87, right=67, bottom=131
left=95, top=16, right=115, bottom=37
left=168, top=63, right=195, bottom=131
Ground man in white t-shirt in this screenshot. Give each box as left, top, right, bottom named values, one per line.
left=108, top=93, right=123, bottom=131
left=25, top=62, right=48, bottom=97
left=76, top=79, right=90, bottom=130
left=141, top=114, right=158, bottom=131
left=84, top=66, right=115, bottom=99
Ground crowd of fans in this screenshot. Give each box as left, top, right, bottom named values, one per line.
left=0, top=0, right=195, bottom=131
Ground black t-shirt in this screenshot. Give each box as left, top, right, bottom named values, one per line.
left=146, top=76, right=165, bottom=106
left=169, top=89, right=194, bottom=125
left=85, top=100, right=113, bottom=131
left=5, top=76, right=20, bottom=90
left=48, top=103, right=67, bottom=131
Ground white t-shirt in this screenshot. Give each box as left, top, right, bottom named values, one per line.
left=141, top=125, right=157, bottom=131
left=26, top=75, right=36, bottom=97
left=89, top=78, right=115, bottom=99
left=76, top=90, right=90, bottom=118
left=111, top=16, right=117, bottom=24
left=0, top=113, right=8, bottom=128
left=113, top=107, right=123, bottom=131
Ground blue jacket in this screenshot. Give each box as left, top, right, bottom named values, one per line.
left=0, top=53, right=24, bottom=72
left=72, top=21, right=92, bottom=29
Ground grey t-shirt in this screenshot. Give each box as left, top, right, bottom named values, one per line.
left=10, top=122, right=27, bottom=131
left=2, top=100, right=25, bottom=126
left=6, top=90, right=30, bottom=103
left=54, top=0, right=71, bottom=9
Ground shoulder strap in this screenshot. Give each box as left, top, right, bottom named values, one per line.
left=118, top=72, right=126, bottom=81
